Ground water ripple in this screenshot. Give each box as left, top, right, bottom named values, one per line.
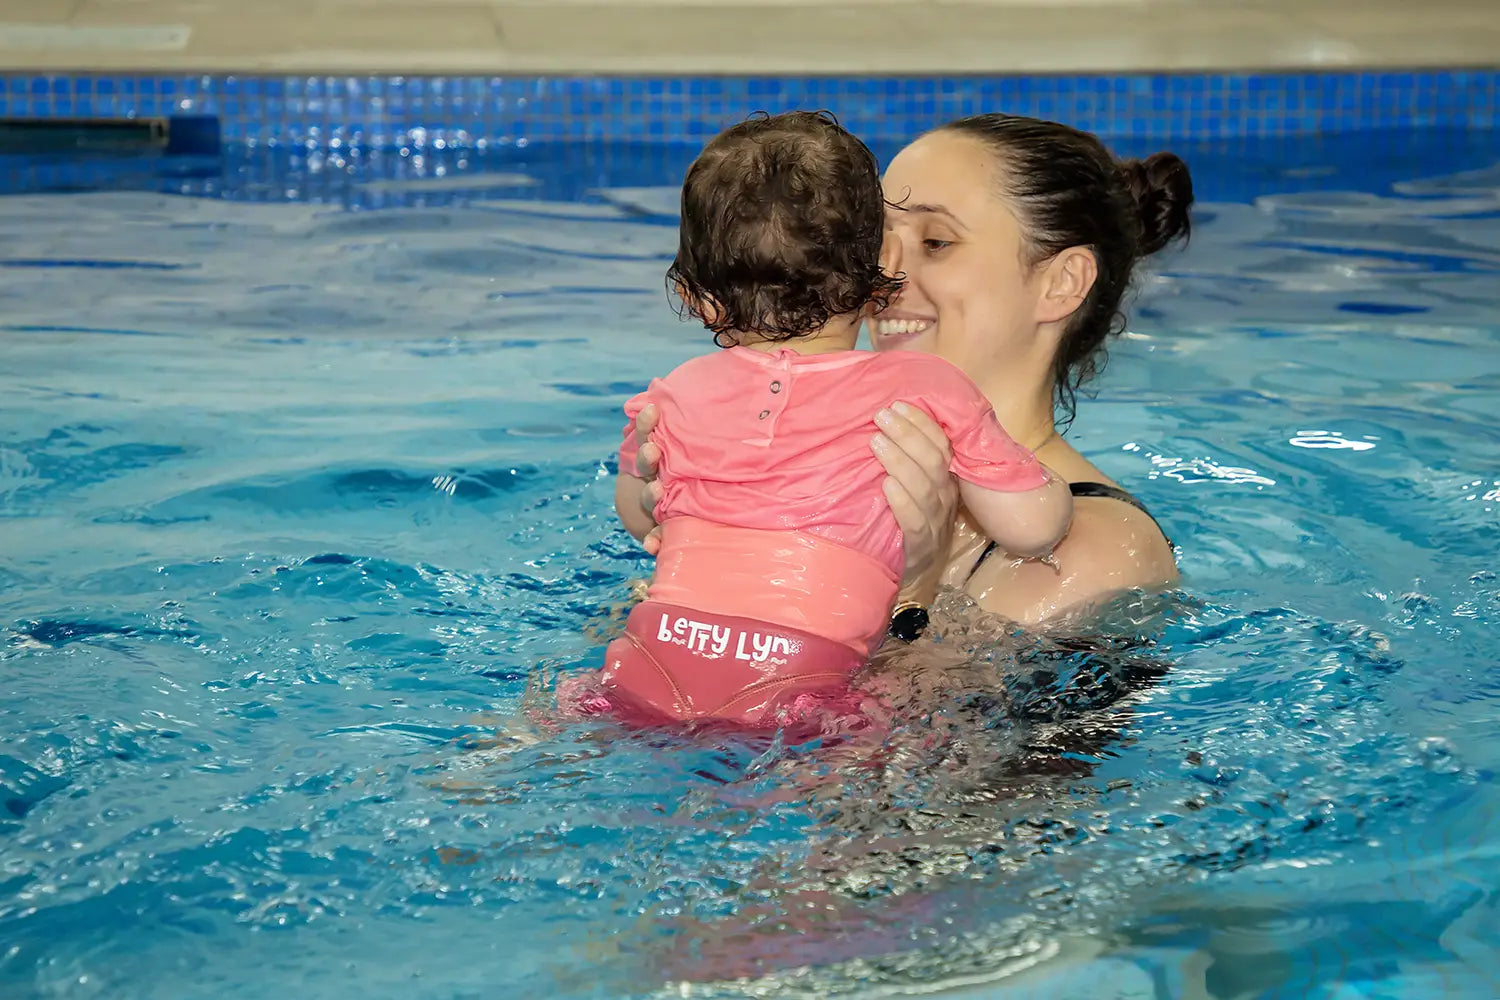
left=1, top=152, right=1498, bottom=998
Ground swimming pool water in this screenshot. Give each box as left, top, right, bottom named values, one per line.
left=1, top=129, right=1498, bottom=999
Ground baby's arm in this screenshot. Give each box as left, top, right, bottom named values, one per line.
left=913, top=364, right=1074, bottom=559
left=959, top=473, right=1073, bottom=558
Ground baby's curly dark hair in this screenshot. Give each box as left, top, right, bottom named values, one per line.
left=667, top=110, right=902, bottom=346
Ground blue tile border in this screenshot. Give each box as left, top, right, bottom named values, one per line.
left=1, top=70, right=1496, bottom=150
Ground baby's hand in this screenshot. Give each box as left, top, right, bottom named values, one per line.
left=641, top=526, right=663, bottom=556
left=631, top=403, right=665, bottom=554
left=633, top=403, right=661, bottom=479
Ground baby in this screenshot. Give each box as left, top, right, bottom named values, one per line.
left=595, top=111, right=1072, bottom=727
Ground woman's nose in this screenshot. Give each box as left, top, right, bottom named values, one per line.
left=880, top=231, right=903, bottom=277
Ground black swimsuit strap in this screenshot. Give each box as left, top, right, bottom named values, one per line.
left=1068, top=480, right=1156, bottom=515
left=966, top=481, right=1172, bottom=583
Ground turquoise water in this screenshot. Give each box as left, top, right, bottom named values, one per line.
left=1, top=134, right=1498, bottom=999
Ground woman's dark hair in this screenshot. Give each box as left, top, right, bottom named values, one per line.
left=939, top=114, right=1194, bottom=427
left=668, top=110, right=901, bottom=346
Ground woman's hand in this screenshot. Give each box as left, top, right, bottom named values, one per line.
left=871, top=402, right=958, bottom=603
left=630, top=403, right=665, bottom=555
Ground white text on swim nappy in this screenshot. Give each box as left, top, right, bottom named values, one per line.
left=655, top=612, right=794, bottom=663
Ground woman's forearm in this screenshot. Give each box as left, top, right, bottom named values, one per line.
left=614, top=472, right=657, bottom=542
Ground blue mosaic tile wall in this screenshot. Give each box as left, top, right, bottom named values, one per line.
left=14, top=130, right=1500, bottom=210
left=1, top=70, right=1497, bottom=150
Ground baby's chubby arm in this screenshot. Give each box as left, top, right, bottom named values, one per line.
left=958, top=471, right=1073, bottom=559
left=910, top=359, right=1075, bottom=560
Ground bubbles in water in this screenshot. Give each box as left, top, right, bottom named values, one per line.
left=1416, top=736, right=1463, bottom=774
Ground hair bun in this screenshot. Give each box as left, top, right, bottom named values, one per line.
left=1119, top=152, right=1194, bottom=256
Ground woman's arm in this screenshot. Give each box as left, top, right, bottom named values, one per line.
left=620, top=403, right=666, bottom=554
left=615, top=471, right=656, bottom=543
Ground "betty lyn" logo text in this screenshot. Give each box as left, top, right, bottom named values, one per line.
left=656, top=612, right=797, bottom=663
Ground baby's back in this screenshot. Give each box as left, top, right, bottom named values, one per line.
left=635, top=346, right=946, bottom=573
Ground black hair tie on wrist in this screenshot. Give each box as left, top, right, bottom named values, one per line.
left=888, top=601, right=929, bottom=642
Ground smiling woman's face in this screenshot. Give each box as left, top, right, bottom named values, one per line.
left=873, top=130, right=1052, bottom=396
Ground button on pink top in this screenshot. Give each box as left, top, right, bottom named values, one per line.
left=620, top=347, right=1049, bottom=577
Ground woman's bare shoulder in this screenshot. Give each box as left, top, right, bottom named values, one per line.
left=964, top=491, right=1177, bottom=626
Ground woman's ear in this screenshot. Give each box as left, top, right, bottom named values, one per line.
left=1035, top=247, right=1098, bottom=325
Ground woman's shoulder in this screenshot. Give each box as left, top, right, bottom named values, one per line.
left=1059, top=489, right=1177, bottom=585
left=964, top=469, right=1177, bottom=625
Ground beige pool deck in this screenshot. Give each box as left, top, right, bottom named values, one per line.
left=0, top=0, right=1497, bottom=76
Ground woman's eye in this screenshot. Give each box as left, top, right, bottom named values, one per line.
left=922, top=239, right=952, bottom=252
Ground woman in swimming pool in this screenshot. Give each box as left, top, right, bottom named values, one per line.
left=631, top=113, right=1194, bottom=630
left=605, top=116, right=1195, bottom=984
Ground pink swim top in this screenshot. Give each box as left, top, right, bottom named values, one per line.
left=618, top=347, right=1049, bottom=652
